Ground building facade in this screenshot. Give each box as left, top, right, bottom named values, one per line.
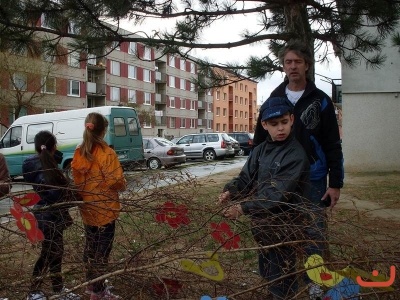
left=0, top=17, right=257, bottom=139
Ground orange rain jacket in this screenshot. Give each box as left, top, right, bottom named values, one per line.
left=71, top=144, right=126, bottom=226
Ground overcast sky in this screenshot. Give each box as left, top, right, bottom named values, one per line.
left=121, top=8, right=342, bottom=104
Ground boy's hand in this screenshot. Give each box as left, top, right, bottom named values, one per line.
left=217, top=191, right=230, bottom=205
left=322, top=188, right=340, bottom=208
left=223, top=204, right=243, bottom=220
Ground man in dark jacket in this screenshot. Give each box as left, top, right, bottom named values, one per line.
left=218, top=97, right=310, bottom=300
left=253, top=41, right=344, bottom=299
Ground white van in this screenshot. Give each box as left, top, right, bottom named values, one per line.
left=0, top=106, right=145, bottom=178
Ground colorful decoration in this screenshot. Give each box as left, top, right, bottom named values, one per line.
left=10, top=203, right=44, bottom=244
left=210, top=222, right=240, bottom=250
left=152, top=278, right=183, bottom=297
left=323, top=277, right=360, bottom=300
left=181, top=252, right=224, bottom=281
left=304, top=254, right=344, bottom=287
left=337, top=266, right=395, bottom=291
left=155, top=201, right=190, bottom=229
left=12, top=192, right=40, bottom=207
left=200, top=296, right=228, bottom=300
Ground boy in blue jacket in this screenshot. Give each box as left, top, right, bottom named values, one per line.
left=218, top=97, right=310, bottom=300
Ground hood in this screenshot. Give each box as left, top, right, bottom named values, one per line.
left=22, top=155, right=42, bottom=183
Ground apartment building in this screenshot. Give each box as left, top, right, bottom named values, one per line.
left=0, top=16, right=255, bottom=139
left=213, top=69, right=258, bottom=133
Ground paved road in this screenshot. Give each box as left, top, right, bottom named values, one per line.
left=0, top=156, right=248, bottom=223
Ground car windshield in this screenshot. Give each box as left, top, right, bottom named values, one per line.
left=154, top=137, right=174, bottom=146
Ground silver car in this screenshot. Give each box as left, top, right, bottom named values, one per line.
left=143, top=137, right=186, bottom=169
left=174, top=133, right=234, bottom=161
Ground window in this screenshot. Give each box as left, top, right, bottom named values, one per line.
left=43, top=49, right=55, bottom=62
left=1, top=126, right=22, bottom=148
left=190, top=119, right=195, bottom=128
left=128, top=65, right=137, bottom=79
left=235, top=96, right=238, bottom=103
left=143, top=46, right=151, bottom=60
left=169, top=76, right=175, bottom=88
left=180, top=78, right=185, bottom=90
left=207, top=102, right=212, bottom=112
left=111, top=61, right=120, bottom=76
left=128, top=42, right=136, bottom=54
left=240, top=83, right=243, bottom=91
left=27, top=123, right=53, bottom=144
left=128, top=89, right=136, bottom=103
left=13, top=73, right=27, bottom=91
left=144, top=92, right=151, bottom=105
left=207, top=89, right=211, bottom=96
left=235, top=124, right=238, bottom=131
left=180, top=59, right=185, bottom=70
left=245, top=85, right=248, bottom=92
left=112, top=41, right=120, bottom=50
left=216, top=123, right=220, bottom=132
left=245, top=98, right=248, bottom=105
left=216, top=91, right=220, bottom=100
left=245, top=112, right=248, bottom=119
left=235, top=110, right=238, bottom=118
left=234, top=82, right=238, bottom=89
left=42, top=76, right=56, bottom=94
left=68, top=52, right=80, bottom=68
left=207, top=119, right=212, bottom=129
left=190, top=100, right=195, bottom=110
left=128, top=117, right=139, bottom=135
left=240, top=111, right=243, bottom=118
left=114, top=117, right=127, bottom=136
left=240, top=97, right=243, bottom=105
left=169, top=96, right=175, bottom=108
left=110, top=87, right=120, bottom=101
left=180, top=118, right=186, bottom=128
left=190, top=82, right=195, bottom=92
left=68, top=80, right=80, bottom=96
left=216, top=107, right=220, bottom=116
left=223, top=108, right=227, bottom=117
left=68, top=21, right=79, bottom=34
left=223, top=124, right=227, bottom=132
left=41, top=14, right=51, bottom=29
left=223, top=93, right=227, bottom=100
left=180, top=99, right=186, bottom=109
left=190, top=62, right=195, bottom=74
left=169, top=56, right=175, bottom=67
left=170, top=117, right=175, bottom=128
left=143, top=69, right=151, bottom=82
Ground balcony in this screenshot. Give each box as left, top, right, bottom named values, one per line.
left=197, top=118, right=207, bottom=126
left=155, top=93, right=167, bottom=104
left=155, top=71, right=167, bottom=83
left=155, top=116, right=167, bottom=126
left=87, top=82, right=106, bottom=95
left=87, top=55, right=106, bottom=70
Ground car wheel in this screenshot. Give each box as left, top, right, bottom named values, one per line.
left=147, top=158, right=162, bottom=169
left=203, top=149, right=216, bottom=161
left=238, top=148, right=245, bottom=156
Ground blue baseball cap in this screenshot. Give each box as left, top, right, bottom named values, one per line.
left=261, top=97, right=294, bottom=121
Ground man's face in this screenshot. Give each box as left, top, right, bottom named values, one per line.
left=283, top=51, right=308, bottom=83
left=262, top=113, right=294, bottom=142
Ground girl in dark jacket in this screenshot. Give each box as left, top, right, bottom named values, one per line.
left=22, top=130, right=80, bottom=300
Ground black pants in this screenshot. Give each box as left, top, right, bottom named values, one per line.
left=83, top=221, right=116, bottom=293
left=31, top=220, right=64, bottom=293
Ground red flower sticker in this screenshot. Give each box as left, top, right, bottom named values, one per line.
left=155, top=201, right=190, bottom=229
left=10, top=203, right=44, bottom=244
left=152, top=278, right=183, bottom=297
left=12, top=193, right=40, bottom=207
left=210, top=222, right=240, bottom=250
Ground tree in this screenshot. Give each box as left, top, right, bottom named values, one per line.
left=0, top=0, right=399, bottom=84
left=0, top=50, right=60, bottom=120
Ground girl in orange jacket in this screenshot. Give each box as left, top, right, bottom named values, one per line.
left=71, top=112, right=126, bottom=300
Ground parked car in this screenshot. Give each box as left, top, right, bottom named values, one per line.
left=227, top=136, right=241, bottom=157
left=227, top=132, right=254, bottom=156
left=143, top=137, right=186, bottom=169
left=174, top=133, right=234, bottom=161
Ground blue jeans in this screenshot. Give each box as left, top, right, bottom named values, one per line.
left=303, top=178, right=327, bottom=283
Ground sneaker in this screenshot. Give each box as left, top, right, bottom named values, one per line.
left=308, top=283, right=324, bottom=300
left=57, top=287, right=81, bottom=300
left=26, top=291, right=46, bottom=300
left=90, top=289, right=120, bottom=300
